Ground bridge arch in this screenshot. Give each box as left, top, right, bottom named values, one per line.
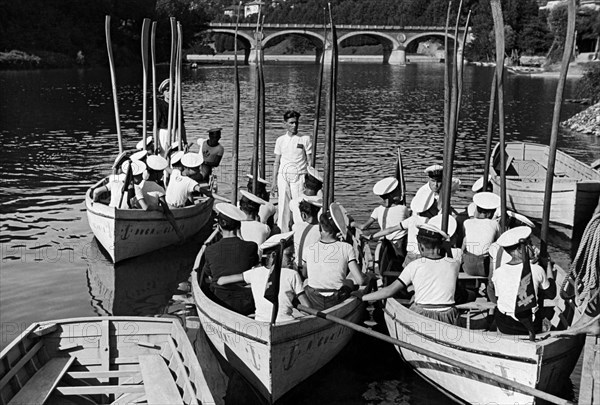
left=262, top=30, right=325, bottom=49
left=208, top=28, right=254, bottom=49
left=404, top=32, right=459, bottom=52
left=338, top=31, right=401, bottom=50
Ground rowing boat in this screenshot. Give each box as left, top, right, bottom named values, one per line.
left=0, top=316, right=215, bottom=405
left=85, top=177, right=214, bottom=262
left=490, top=142, right=600, bottom=232
left=383, top=299, right=583, bottom=404
left=191, top=265, right=365, bottom=403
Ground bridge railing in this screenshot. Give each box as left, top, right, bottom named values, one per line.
left=207, top=22, right=466, bottom=31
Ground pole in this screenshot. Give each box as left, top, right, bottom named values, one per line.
left=443, top=2, right=452, bottom=138
left=141, top=19, right=150, bottom=151
left=482, top=72, right=497, bottom=188
left=329, top=6, right=338, bottom=203
left=251, top=7, right=262, bottom=195
left=167, top=17, right=177, bottom=147
left=311, top=14, right=327, bottom=168
left=177, top=22, right=183, bottom=149
left=259, top=15, right=266, bottom=179
left=232, top=2, right=242, bottom=203
left=105, top=16, right=123, bottom=153
left=151, top=22, right=158, bottom=154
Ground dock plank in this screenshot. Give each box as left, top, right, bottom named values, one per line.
left=8, top=356, right=75, bottom=405
left=138, top=354, right=183, bottom=405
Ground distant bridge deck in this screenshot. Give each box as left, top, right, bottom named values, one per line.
left=208, top=23, right=465, bottom=32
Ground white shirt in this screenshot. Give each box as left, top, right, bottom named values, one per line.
left=259, top=202, right=277, bottom=224
left=240, top=221, right=270, bottom=247
left=488, top=242, right=512, bottom=270
left=105, top=174, right=127, bottom=208
left=291, top=222, right=321, bottom=267
left=399, top=256, right=461, bottom=308
left=492, top=262, right=550, bottom=320
left=274, top=133, right=312, bottom=181
left=371, top=205, right=409, bottom=240
left=306, top=241, right=357, bottom=293
left=463, top=218, right=500, bottom=256
left=166, top=169, right=198, bottom=208
left=402, top=215, right=429, bottom=256
left=243, top=266, right=304, bottom=323
left=134, top=180, right=165, bottom=210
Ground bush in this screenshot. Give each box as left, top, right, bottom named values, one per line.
left=0, top=50, right=41, bottom=69
left=576, top=63, right=600, bottom=104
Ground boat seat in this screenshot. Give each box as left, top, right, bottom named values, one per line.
left=8, top=356, right=75, bottom=405
left=457, top=301, right=496, bottom=330
left=138, top=354, right=183, bottom=405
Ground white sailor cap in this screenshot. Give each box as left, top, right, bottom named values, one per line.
left=130, top=160, right=146, bottom=176
left=417, top=223, right=450, bottom=241
left=472, top=176, right=493, bottom=193
left=306, top=166, right=323, bottom=183
left=473, top=192, right=500, bottom=210
left=146, top=155, right=168, bottom=171
left=112, top=152, right=128, bottom=169
left=496, top=226, right=532, bottom=248
left=215, top=203, right=246, bottom=222
left=427, top=214, right=457, bottom=238
left=181, top=153, right=203, bottom=168
left=329, top=202, right=349, bottom=236
left=302, top=195, right=323, bottom=208
left=373, top=177, right=399, bottom=196
left=240, top=190, right=267, bottom=205
left=410, top=187, right=436, bottom=214
left=171, top=151, right=185, bottom=165
left=121, top=160, right=131, bottom=173
left=158, top=78, right=170, bottom=92
left=246, top=174, right=269, bottom=185
left=130, top=150, right=147, bottom=161
left=425, top=164, right=444, bottom=179
left=136, top=136, right=154, bottom=150
left=507, top=210, right=535, bottom=228
left=260, top=231, right=294, bottom=253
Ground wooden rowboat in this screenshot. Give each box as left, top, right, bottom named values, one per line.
left=490, top=142, right=600, bottom=232
left=191, top=267, right=365, bottom=403
left=85, top=178, right=214, bottom=263
left=0, top=316, right=215, bottom=405
left=383, top=297, right=583, bottom=404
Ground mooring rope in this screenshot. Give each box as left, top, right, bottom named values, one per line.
left=561, top=213, right=600, bottom=306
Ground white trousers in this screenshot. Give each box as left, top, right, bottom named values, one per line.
left=159, top=129, right=170, bottom=156
left=277, top=174, right=305, bottom=232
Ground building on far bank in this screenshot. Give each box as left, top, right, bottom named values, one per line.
left=244, top=1, right=264, bottom=18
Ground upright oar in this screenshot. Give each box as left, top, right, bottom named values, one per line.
left=105, top=15, right=123, bottom=153
left=232, top=2, right=242, bottom=203
left=490, top=0, right=507, bottom=232
left=540, top=0, right=577, bottom=259
left=395, top=147, right=406, bottom=203
left=482, top=71, right=497, bottom=188
left=311, top=12, right=327, bottom=168
left=251, top=6, right=262, bottom=195
left=259, top=15, right=266, bottom=179
left=176, top=22, right=183, bottom=149
left=454, top=10, right=471, bottom=129
left=166, top=17, right=177, bottom=148
left=151, top=21, right=158, bottom=153
left=323, top=3, right=338, bottom=209
left=141, top=18, right=151, bottom=151
left=443, top=2, right=452, bottom=137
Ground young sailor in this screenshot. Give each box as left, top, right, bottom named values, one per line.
left=197, top=128, right=225, bottom=181
left=416, top=164, right=443, bottom=204
left=467, top=176, right=496, bottom=218
left=156, top=78, right=186, bottom=155
left=360, top=224, right=461, bottom=325
left=427, top=214, right=462, bottom=262
left=462, top=192, right=501, bottom=276
left=135, top=136, right=154, bottom=154
left=271, top=110, right=313, bottom=232
left=289, top=166, right=323, bottom=227
left=304, top=211, right=367, bottom=310
left=291, top=196, right=322, bottom=277
left=165, top=153, right=203, bottom=208
left=216, top=232, right=311, bottom=323
left=164, top=150, right=184, bottom=188
left=203, top=203, right=259, bottom=315
left=239, top=190, right=271, bottom=247
left=490, top=226, right=556, bottom=335
left=245, top=174, right=277, bottom=226
left=92, top=154, right=129, bottom=208
left=133, top=156, right=167, bottom=211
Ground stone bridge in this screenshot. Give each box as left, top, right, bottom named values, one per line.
left=202, top=23, right=470, bottom=64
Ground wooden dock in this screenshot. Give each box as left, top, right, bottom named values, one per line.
left=579, top=334, right=600, bottom=404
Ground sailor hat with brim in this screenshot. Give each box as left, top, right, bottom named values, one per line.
left=473, top=192, right=501, bottom=210
left=215, top=203, right=247, bottom=222
left=136, top=136, right=154, bottom=150
left=307, top=166, right=324, bottom=183
left=329, top=202, right=349, bottom=236
left=240, top=190, right=267, bottom=205
left=425, top=164, right=444, bottom=179
left=208, top=128, right=222, bottom=136
left=130, top=150, right=148, bottom=161
left=260, top=231, right=294, bottom=253
left=471, top=176, right=493, bottom=193
left=417, top=223, right=450, bottom=241
left=121, top=160, right=131, bottom=174
left=410, top=187, right=436, bottom=214
left=246, top=174, right=269, bottom=185
left=507, top=210, right=535, bottom=228
left=427, top=214, right=457, bottom=238
left=130, top=160, right=147, bottom=176
left=302, top=195, right=323, bottom=208
left=171, top=151, right=185, bottom=165
left=181, top=153, right=203, bottom=168
left=158, top=78, right=170, bottom=93
left=112, top=152, right=128, bottom=169
left=373, top=177, right=399, bottom=196
left=496, top=226, right=532, bottom=248
left=146, top=155, right=168, bottom=171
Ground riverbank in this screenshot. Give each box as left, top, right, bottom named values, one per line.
left=562, top=101, right=600, bottom=137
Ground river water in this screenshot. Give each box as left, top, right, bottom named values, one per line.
left=1, top=63, right=599, bottom=403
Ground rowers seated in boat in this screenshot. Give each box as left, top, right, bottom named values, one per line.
left=239, top=190, right=271, bottom=247
left=303, top=211, right=368, bottom=310
left=354, top=177, right=409, bottom=263
left=466, top=176, right=498, bottom=218
left=131, top=157, right=168, bottom=212
left=291, top=196, right=322, bottom=278
left=489, top=226, right=556, bottom=335
left=216, top=231, right=312, bottom=323
left=289, top=166, right=323, bottom=228
left=165, top=153, right=212, bottom=208
left=136, top=135, right=155, bottom=155
left=91, top=153, right=129, bottom=208
left=461, top=192, right=501, bottom=277
left=359, top=224, right=463, bottom=325
left=245, top=174, right=277, bottom=229
left=202, top=203, right=259, bottom=315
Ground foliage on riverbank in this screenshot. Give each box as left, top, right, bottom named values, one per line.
left=576, top=63, right=600, bottom=104
left=562, top=101, right=600, bottom=137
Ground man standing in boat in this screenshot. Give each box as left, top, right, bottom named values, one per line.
left=197, top=128, right=224, bottom=181
left=271, top=110, right=313, bottom=233
left=156, top=79, right=186, bottom=155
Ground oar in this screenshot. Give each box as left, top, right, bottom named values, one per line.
left=482, top=69, right=497, bottom=188
left=251, top=7, right=262, bottom=195
left=232, top=1, right=242, bottom=203
left=141, top=18, right=150, bottom=151
left=454, top=10, right=471, bottom=132
left=329, top=3, right=338, bottom=203
left=105, top=15, right=123, bottom=153
left=295, top=304, right=573, bottom=405
left=259, top=15, right=266, bottom=179
left=395, top=147, right=406, bottom=203
left=176, top=22, right=183, bottom=149
left=540, top=0, right=577, bottom=259
left=158, top=197, right=185, bottom=243
left=166, top=17, right=177, bottom=147
left=151, top=21, right=158, bottom=154
left=443, top=2, right=452, bottom=137
left=311, top=11, right=327, bottom=168
left=119, top=161, right=133, bottom=208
